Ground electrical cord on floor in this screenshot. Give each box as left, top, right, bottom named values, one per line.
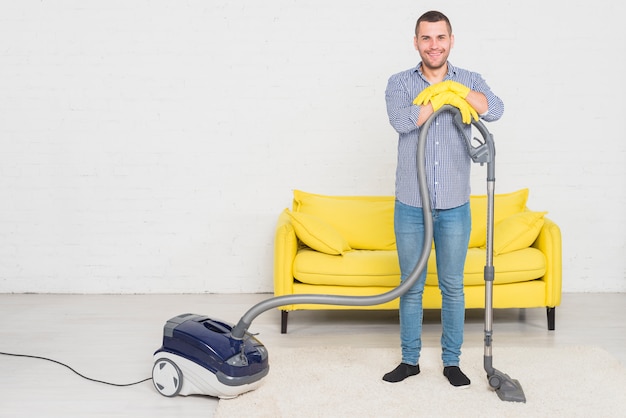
left=0, top=351, right=152, bottom=387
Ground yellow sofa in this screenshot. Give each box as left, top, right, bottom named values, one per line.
left=274, top=189, right=562, bottom=333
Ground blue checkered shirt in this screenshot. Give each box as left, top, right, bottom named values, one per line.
left=386, top=62, right=504, bottom=209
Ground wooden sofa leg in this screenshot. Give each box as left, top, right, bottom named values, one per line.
left=281, top=310, right=289, bottom=334
left=546, top=307, right=556, bottom=331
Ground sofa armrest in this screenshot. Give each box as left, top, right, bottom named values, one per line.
left=531, top=217, right=562, bottom=307
left=274, top=210, right=299, bottom=298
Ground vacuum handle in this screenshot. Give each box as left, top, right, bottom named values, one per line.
left=450, top=107, right=496, bottom=177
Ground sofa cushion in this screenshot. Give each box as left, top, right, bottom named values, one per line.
left=294, top=249, right=400, bottom=287
left=489, top=211, right=547, bottom=255
left=469, top=188, right=529, bottom=248
left=285, top=209, right=352, bottom=255
left=293, top=190, right=395, bottom=250
left=294, top=247, right=546, bottom=287
left=426, top=247, right=546, bottom=286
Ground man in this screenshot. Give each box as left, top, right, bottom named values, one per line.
left=383, top=10, right=504, bottom=387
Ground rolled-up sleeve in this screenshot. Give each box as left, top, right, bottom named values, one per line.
left=385, top=73, right=422, bottom=135
left=471, top=73, right=504, bottom=122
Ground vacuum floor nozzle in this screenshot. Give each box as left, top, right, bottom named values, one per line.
left=488, top=368, right=526, bottom=403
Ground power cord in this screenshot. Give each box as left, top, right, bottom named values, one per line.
left=0, top=351, right=152, bottom=387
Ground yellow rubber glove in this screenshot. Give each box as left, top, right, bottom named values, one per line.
left=445, top=80, right=471, bottom=98
left=429, top=91, right=478, bottom=124
left=413, top=80, right=471, bottom=105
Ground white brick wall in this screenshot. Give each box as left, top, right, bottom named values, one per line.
left=1, top=1, right=624, bottom=293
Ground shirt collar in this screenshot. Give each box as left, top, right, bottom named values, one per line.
left=415, top=61, right=457, bottom=80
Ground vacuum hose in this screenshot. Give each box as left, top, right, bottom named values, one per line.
left=231, top=105, right=478, bottom=340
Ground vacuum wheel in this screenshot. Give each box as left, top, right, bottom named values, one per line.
left=152, top=358, right=183, bottom=397
left=488, top=374, right=502, bottom=390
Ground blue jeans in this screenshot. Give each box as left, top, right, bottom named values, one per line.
left=394, top=200, right=471, bottom=367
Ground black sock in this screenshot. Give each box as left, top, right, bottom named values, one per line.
left=382, top=363, right=420, bottom=383
left=443, top=366, right=471, bottom=387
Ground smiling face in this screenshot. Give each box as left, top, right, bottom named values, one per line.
left=414, top=20, right=454, bottom=72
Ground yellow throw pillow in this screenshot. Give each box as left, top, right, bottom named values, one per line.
left=292, top=190, right=395, bottom=250
left=469, top=188, right=529, bottom=248
left=285, top=209, right=352, bottom=255
left=488, top=211, right=547, bottom=255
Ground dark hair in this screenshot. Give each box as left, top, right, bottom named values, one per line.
left=415, top=10, right=452, bottom=36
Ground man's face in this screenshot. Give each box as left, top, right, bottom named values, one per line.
left=414, top=21, right=454, bottom=71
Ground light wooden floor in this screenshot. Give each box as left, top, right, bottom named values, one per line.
left=0, top=293, right=624, bottom=417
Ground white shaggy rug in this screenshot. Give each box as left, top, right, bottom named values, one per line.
left=215, top=345, right=626, bottom=418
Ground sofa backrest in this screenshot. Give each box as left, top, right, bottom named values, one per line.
left=292, top=188, right=540, bottom=252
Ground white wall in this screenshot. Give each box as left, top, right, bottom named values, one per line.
left=1, top=1, right=624, bottom=293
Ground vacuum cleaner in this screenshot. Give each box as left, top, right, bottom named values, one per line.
left=152, top=105, right=526, bottom=402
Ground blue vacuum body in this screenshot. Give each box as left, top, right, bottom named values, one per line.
left=152, top=313, right=269, bottom=399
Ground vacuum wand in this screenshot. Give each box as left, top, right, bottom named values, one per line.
left=452, top=108, right=526, bottom=403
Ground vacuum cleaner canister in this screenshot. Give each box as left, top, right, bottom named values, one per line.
left=152, top=313, right=269, bottom=399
